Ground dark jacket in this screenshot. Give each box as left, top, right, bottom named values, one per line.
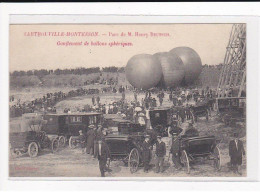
left=97, top=141, right=111, bottom=161
left=169, top=126, right=183, bottom=136
left=86, top=129, right=95, bottom=147
left=229, top=139, right=245, bottom=165
left=156, top=141, right=166, bottom=157
left=78, top=134, right=86, bottom=148
left=96, top=129, right=104, bottom=141
left=170, top=138, right=180, bottom=154
left=142, top=141, right=151, bottom=162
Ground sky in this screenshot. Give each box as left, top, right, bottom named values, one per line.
left=9, top=24, right=233, bottom=72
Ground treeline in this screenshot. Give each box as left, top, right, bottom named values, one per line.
left=10, top=66, right=125, bottom=77
left=10, top=64, right=223, bottom=88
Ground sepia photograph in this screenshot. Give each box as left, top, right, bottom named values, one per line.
left=9, top=23, right=247, bottom=178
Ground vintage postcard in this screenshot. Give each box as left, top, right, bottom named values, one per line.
left=8, top=18, right=248, bottom=179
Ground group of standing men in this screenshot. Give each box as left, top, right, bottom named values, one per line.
left=142, top=135, right=166, bottom=173
left=78, top=124, right=111, bottom=177
left=78, top=123, right=245, bottom=176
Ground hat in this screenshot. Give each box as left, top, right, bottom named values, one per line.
left=79, top=130, right=83, bottom=133
left=98, top=124, right=102, bottom=128
left=88, top=124, right=95, bottom=129
left=172, top=133, right=178, bottom=137
left=144, top=135, right=150, bottom=138
left=139, top=113, right=145, bottom=116
left=157, top=135, right=162, bottom=139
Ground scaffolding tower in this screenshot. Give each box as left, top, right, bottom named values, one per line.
left=217, top=24, right=246, bottom=98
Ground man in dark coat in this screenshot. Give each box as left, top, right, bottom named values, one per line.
left=94, top=124, right=105, bottom=158
left=134, top=92, right=138, bottom=102
left=92, top=96, right=95, bottom=105
left=229, top=132, right=245, bottom=174
left=97, top=138, right=111, bottom=177
left=170, top=134, right=182, bottom=170
left=155, top=136, right=166, bottom=173
left=96, top=95, right=100, bottom=105
left=168, top=121, right=183, bottom=137
left=86, top=125, right=95, bottom=156
left=78, top=130, right=86, bottom=154
left=142, top=135, right=151, bottom=173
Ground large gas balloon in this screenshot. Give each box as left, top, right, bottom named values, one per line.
left=154, top=52, right=185, bottom=88
left=169, top=47, right=202, bottom=84
left=125, top=54, right=162, bottom=90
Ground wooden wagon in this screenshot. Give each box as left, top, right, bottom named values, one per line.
left=179, top=135, right=221, bottom=174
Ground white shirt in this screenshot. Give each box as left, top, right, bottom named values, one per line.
left=99, top=143, right=102, bottom=156
left=235, top=139, right=238, bottom=150
left=145, top=110, right=150, bottom=120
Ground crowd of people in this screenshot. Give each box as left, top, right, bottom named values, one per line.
left=9, top=85, right=131, bottom=118
left=77, top=116, right=240, bottom=177
left=9, top=82, right=246, bottom=177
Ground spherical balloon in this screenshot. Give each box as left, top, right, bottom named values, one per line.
left=169, top=47, right=202, bottom=84
left=154, top=52, right=185, bottom=88
left=125, top=54, right=162, bottom=90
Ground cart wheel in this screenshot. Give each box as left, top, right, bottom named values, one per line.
left=213, top=146, right=221, bottom=171
left=58, top=136, right=66, bottom=147
left=128, top=148, right=139, bottom=173
left=51, top=139, right=59, bottom=153
left=181, top=150, right=190, bottom=174
left=69, top=136, right=77, bottom=149
left=28, top=142, right=38, bottom=158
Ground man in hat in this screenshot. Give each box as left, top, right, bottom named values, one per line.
left=96, top=95, right=100, bottom=106
left=97, top=137, right=111, bottom=177
left=168, top=121, right=183, bottom=137
left=170, top=133, right=182, bottom=170
left=78, top=130, right=86, bottom=154
left=92, top=96, right=95, bottom=106
left=94, top=124, right=105, bottom=158
left=86, top=125, right=96, bottom=156
left=155, top=136, right=166, bottom=173
left=229, top=132, right=245, bottom=174
left=134, top=91, right=138, bottom=103
left=142, top=135, right=151, bottom=173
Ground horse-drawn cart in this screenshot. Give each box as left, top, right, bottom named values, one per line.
left=43, top=112, right=103, bottom=149
left=179, top=135, right=221, bottom=174
left=105, top=119, right=155, bottom=173
left=216, top=97, right=246, bottom=126
left=190, top=102, right=211, bottom=123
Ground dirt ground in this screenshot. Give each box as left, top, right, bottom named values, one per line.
left=9, top=92, right=246, bottom=177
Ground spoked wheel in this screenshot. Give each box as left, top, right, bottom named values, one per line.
left=28, top=142, right=39, bottom=158
left=69, top=136, right=77, bottom=149
left=128, top=148, right=139, bottom=173
left=181, top=150, right=190, bottom=174
left=213, top=146, right=221, bottom=171
left=58, top=136, right=66, bottom=147
left=51, top=138, right=59, bottom=153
